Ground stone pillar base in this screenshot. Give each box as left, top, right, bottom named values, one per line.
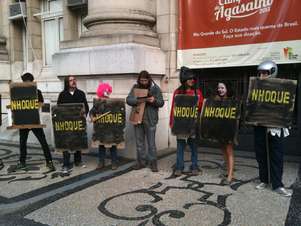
left=53, top=43, right=165, bottom=76
left=52, top=42, right=167, bottom=159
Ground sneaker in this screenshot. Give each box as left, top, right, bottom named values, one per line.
left=96, top=162, right=105, bottom=170
left=255, top=182, right=268, bottom=190
left=174, top=170, right=182, bottom=176
left=46, top=161, right=56, bottom=171
left=15, top=162, right=27, bottom=171
left=221, top=178, right=233, bottom=185
left=61, top=166, right=71, bottom=175
left=133, top=162, right=145, bottom=170
left=191, top=169, right=199, bottom=176
left=274, top=187, right=292, bottom=197
left=111, top=162, right=118, bottom=170
left=75, top=161, right=86, bottom=168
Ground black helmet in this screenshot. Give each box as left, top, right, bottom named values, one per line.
left=180, top=66, right=195, bottom=84
left=257, top=60, right=278, bottom=78
left=21, top=72, right=34, bottom=82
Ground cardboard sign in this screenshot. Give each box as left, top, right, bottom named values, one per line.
left=171, top=94, right=199, bottom=136
left=52, top=103, right=88, bottom=150
left=200, top=98, right=241, bottom=144
left=245, top=77, right=297, bottom=128
left=129, top=88, right=148, bottom=125
left=7, top=82, right=44, bottom=129
left=91, top=98, right=126, bottom=144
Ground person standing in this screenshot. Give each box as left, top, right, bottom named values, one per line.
left=170, top=66, right=203, bottom=176
left=215, top=82, right=236, bottom=184
left=126, top=70, right=164, bottom=172
left=254, top=60, right=292, bottom=197
left=89, top=83, right=118, bottom=170
left=57, top=75, right=89, bottom=174
left=16, top=73, right=55, bottom=171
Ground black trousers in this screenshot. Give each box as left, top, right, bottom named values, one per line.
left=19, top=128, right=52, bottom=164
left=254, top=126, right=284, bottom=189
left=62, top=151, right=81, bottom=167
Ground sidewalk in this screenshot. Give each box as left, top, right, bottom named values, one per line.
left=0, top=143, right=300, bottom=226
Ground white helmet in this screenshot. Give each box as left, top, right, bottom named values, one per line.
left=257, top=60, right=278, bottom=78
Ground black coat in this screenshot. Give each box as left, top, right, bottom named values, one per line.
left=57, top=89, right=89, bottom=115
left=37, top=89, right=44, bottom=103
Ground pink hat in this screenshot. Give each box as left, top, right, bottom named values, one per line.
left=96, top=83, right=112, bottom=98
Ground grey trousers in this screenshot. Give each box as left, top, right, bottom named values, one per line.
left=134, top=123, right=157, bottom=162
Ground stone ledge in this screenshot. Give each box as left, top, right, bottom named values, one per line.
left=53, top=43, right=165, bottom=76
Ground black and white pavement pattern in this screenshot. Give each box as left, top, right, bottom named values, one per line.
left=0, top=144, right=300, bottom=226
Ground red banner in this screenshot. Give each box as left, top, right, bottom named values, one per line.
left=178, top=0, right=301, bottom=68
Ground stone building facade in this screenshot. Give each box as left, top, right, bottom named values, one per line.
left=1, top=0, right=300, bottom=157
left=0, top=0, right=179, bottom=158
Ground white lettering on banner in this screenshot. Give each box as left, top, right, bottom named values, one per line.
left=215, top=0, right=274, bottom=21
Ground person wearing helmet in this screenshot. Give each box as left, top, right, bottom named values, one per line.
left=254, top=60, right=292, bottom=197
left=170, top=66, right=204, bottom=176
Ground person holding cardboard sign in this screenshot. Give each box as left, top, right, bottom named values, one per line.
left=254, top=60, right=292, bottom=197
left=16, top=73, right=55, bottom=171
left=170, top=66, right=203, bottom=176
left=57, top=76, right=89, bottom=175
left=126, top=71, right=164, bottom=172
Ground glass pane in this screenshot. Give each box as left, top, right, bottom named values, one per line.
left=59, top=18, right=64, bottom=41
left=49, top=0, right=63, bottom=12
left=78, top=15, right=88, bottom=37
left=44, top=19, right=58, bottom=65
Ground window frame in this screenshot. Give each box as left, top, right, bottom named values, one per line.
left=41, top=0, right=63, bottom=66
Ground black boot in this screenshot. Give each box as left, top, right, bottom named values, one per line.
left=150, top=161, right=158, bottom=172
left=133, top=161, right=145, bottom=170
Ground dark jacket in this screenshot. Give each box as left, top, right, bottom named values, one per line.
left=126, top=81, right=164, bottom=127
left=37, top=89, right=44, bottom=103
left=57, top=88, right=89, bottom=115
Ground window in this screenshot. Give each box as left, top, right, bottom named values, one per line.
left=41, top=0, right=63, bottom=66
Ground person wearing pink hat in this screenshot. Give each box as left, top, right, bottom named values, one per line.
left=89, top=83, right=118, bottom=170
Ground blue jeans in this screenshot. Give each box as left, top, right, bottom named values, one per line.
left=176, top=138, right=198, bottom=171
left=98, top=145, right=117, bottom=163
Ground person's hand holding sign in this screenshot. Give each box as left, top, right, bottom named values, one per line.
left=146, top=96, right=155, bottom=103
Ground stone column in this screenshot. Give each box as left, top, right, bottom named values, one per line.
left=83, top=0, right=157, bottom=38
left=53, top=0, right=167, bottom=159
